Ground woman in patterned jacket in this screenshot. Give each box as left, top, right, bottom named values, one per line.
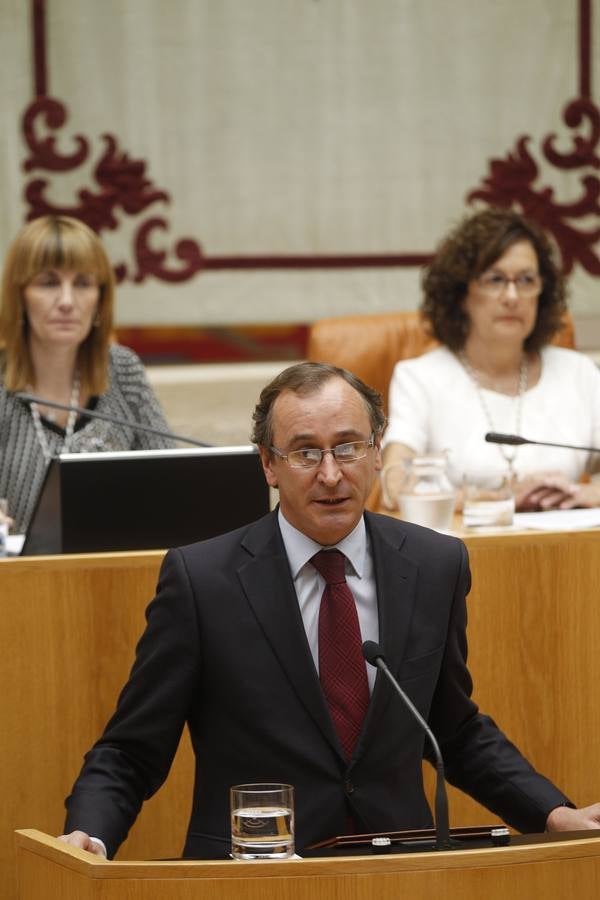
left=0, top=215, right=175, bottom=534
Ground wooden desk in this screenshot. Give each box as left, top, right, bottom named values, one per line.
left=2, top=528, right=600, bottom=899
left=0, top=551, right=177, bottom=900
left=435, top=527, right=600, bottom=827
left=16, top=828, right=600, bottom=900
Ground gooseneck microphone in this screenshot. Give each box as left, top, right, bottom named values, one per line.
left=485, top=432, right=600, bottom=454
left=362, top=640, right=452, bottom=851
left=15, top=392, right=211, bottom=448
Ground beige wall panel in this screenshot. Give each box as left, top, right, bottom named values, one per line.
left=1, top=2, right=597, bottom=326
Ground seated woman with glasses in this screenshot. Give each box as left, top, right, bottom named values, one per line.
left=382, top=207, right=600, bottom=511
left=0, top=214, right=175, bottom=534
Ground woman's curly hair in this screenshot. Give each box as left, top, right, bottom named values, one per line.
left=421, top=207, right=567, bottom=352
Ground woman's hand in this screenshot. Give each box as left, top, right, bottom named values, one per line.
left=515, top=474, right=600, bottom=511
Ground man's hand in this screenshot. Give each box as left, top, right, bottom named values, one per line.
left=546, top=803, right=600, bottom=832
left=58, top=831, right=107, bottom=857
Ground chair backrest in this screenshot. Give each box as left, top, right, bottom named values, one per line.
left=307, top=310, right=576, bottom=413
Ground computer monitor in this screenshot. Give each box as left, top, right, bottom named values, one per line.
left=22, top=446, right=271, bottom=555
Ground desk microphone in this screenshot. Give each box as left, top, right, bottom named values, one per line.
left=362, top=640, right=453, bottom=851
left=15, top=392, right=211, bottom=448
left=485, top=432, right=600, bottom=454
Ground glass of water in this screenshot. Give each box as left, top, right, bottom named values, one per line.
left=462, top=476, right=515, bottom=528
left=230, top=783, right=294, bottom=860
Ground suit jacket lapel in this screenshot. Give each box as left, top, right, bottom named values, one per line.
left=237, top=513, right=342, bottom=758
left=355, top=513, right=420, bottom=759
left=369, top=513, right=419, bottom=674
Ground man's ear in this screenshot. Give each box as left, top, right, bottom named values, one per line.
left=258, top=446, right=278, bottom=488
left=373, top=437, right=383, bottom=472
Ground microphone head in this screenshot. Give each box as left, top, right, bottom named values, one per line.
left=485, top=431, right=528, bottom=446
left=362, top=640, right=385, bottom=666
left=15, top=392, right=36, bottom=405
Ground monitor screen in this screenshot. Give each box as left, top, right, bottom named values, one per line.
left=22, top=446, right=271, bottom=555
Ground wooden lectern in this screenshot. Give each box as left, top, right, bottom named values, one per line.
left=15, top=829, right=600, bottom=899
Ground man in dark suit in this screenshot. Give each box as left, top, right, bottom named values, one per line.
left=61, top=362, right=600, bottom=858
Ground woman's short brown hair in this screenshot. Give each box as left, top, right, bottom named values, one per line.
left=0, top=215, right=115, bottom=394
left=421, top=207, right=567, bottom=352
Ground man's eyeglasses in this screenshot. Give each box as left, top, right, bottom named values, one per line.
left=270, top=434, right=376, bottom=469
left=476, top=272, right=542, bottom=298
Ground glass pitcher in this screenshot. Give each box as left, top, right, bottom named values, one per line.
left=382, top=455, right=456, bottom=532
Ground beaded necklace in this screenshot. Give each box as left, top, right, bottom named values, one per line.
left=459, top=353, right=528, bottom=479
left=29, top=371, right=81, bottom=463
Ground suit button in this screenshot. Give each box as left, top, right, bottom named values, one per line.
left=344, top=780, right=354, bottom=795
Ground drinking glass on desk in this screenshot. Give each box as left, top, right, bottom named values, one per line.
left=463, top=476, right=515, bottom=528
left=230, top=783, right=294, bottom=860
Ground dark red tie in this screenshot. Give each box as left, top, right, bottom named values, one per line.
left=311, top=549, right=370, bottom=760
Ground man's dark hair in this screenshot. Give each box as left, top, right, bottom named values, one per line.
left=421, top=207, right=567, bottom=352
left=251, top=361, right=386, bottom=449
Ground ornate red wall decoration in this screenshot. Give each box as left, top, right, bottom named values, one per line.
left=18, top=1, right=598, bottom=362
left=22, top=96, right=205, bottom=285
left=467, top=98, right=600, bottom=276
left=467, top=0, right=599, bottom=275
left=20, top=0, right=432, bottom=292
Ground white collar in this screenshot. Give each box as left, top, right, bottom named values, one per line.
left=277, top=509, right=368, bottom=580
